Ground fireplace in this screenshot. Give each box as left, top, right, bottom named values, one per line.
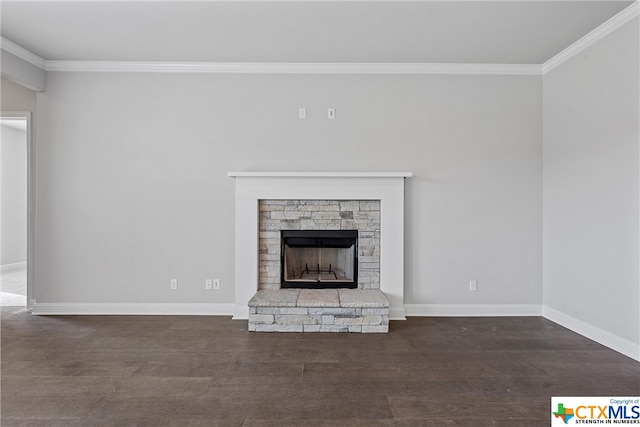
left=281, top=230, right=358, bottom=289
left=229, top=171, right=411, bottom=321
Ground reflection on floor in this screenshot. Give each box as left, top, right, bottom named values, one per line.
left=1, top=264, right=26, bottom=307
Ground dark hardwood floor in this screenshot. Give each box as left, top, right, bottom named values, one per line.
left=2, top=307, right=638, bottom=426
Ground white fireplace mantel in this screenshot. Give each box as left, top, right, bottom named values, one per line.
left=229, top=172, right=412, bottom=320
left=228, top=172, right=412, bottom=178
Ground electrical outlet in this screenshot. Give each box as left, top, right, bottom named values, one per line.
left=170, top=279, right=178, bottom=290
left=205, top=279, right=213, bottom=290
left=469, top=280, right=478, bottom=292
left=213, top=279, right=221, bottom=290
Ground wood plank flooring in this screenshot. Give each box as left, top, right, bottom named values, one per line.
left=2, top=307, right=638, bottom=426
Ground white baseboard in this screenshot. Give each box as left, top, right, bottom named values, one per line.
left=389, top=306, right=406, bottom=320
left=32, top=302, right=235, bottom=316
left=233, top=305, right=249, bottom=320
left=542, top=305, right=640, bottom=362
left=404, top=303, right=542, bottom=317
left=1, top=262, right=27, bottom=273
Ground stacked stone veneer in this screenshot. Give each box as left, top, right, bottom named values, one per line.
left=259, top=200, right=380, bottom=290
left=248, top=289, right=389, bottom=333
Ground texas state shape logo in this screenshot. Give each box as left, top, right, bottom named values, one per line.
left=553, top=403, right=575, bottom=424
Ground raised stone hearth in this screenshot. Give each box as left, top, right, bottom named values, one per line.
left=248, top=289, right=389, bottom=333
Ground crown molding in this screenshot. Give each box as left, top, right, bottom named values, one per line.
left=44, top=61, right=542, bottom=75
left=6, top=0, right=638, bottom=78
left=2, top=36, right=541, bottom=76
left=543, top=1, right=639, bottom=74
left=0, top=37, right=47, bottom=70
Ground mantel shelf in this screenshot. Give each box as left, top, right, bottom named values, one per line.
left=228, top=171, right=412, bottom=178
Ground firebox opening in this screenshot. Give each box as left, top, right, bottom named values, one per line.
left=281, top=230, right=358, bottom=289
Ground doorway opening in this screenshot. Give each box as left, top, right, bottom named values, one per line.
left=1, top=113, right=32, bottom=309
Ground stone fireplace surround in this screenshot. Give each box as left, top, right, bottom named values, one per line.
left=229, top=172, right=412, bottom=328
left=259, top=200, right=380, bottom=290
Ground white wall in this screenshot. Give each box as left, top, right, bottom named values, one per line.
left=1, top=77, right=37, bottom=112
left=1, top=124, right=27, bottom=265
left=35, top=72, right=542, bottom=308
left=543, top=18, right=639, bottom=357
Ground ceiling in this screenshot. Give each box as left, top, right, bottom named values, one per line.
left=0, top=1, right=635, bottom=65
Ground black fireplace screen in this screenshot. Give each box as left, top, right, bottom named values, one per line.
left=281, top=230, right=358, bottom=289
